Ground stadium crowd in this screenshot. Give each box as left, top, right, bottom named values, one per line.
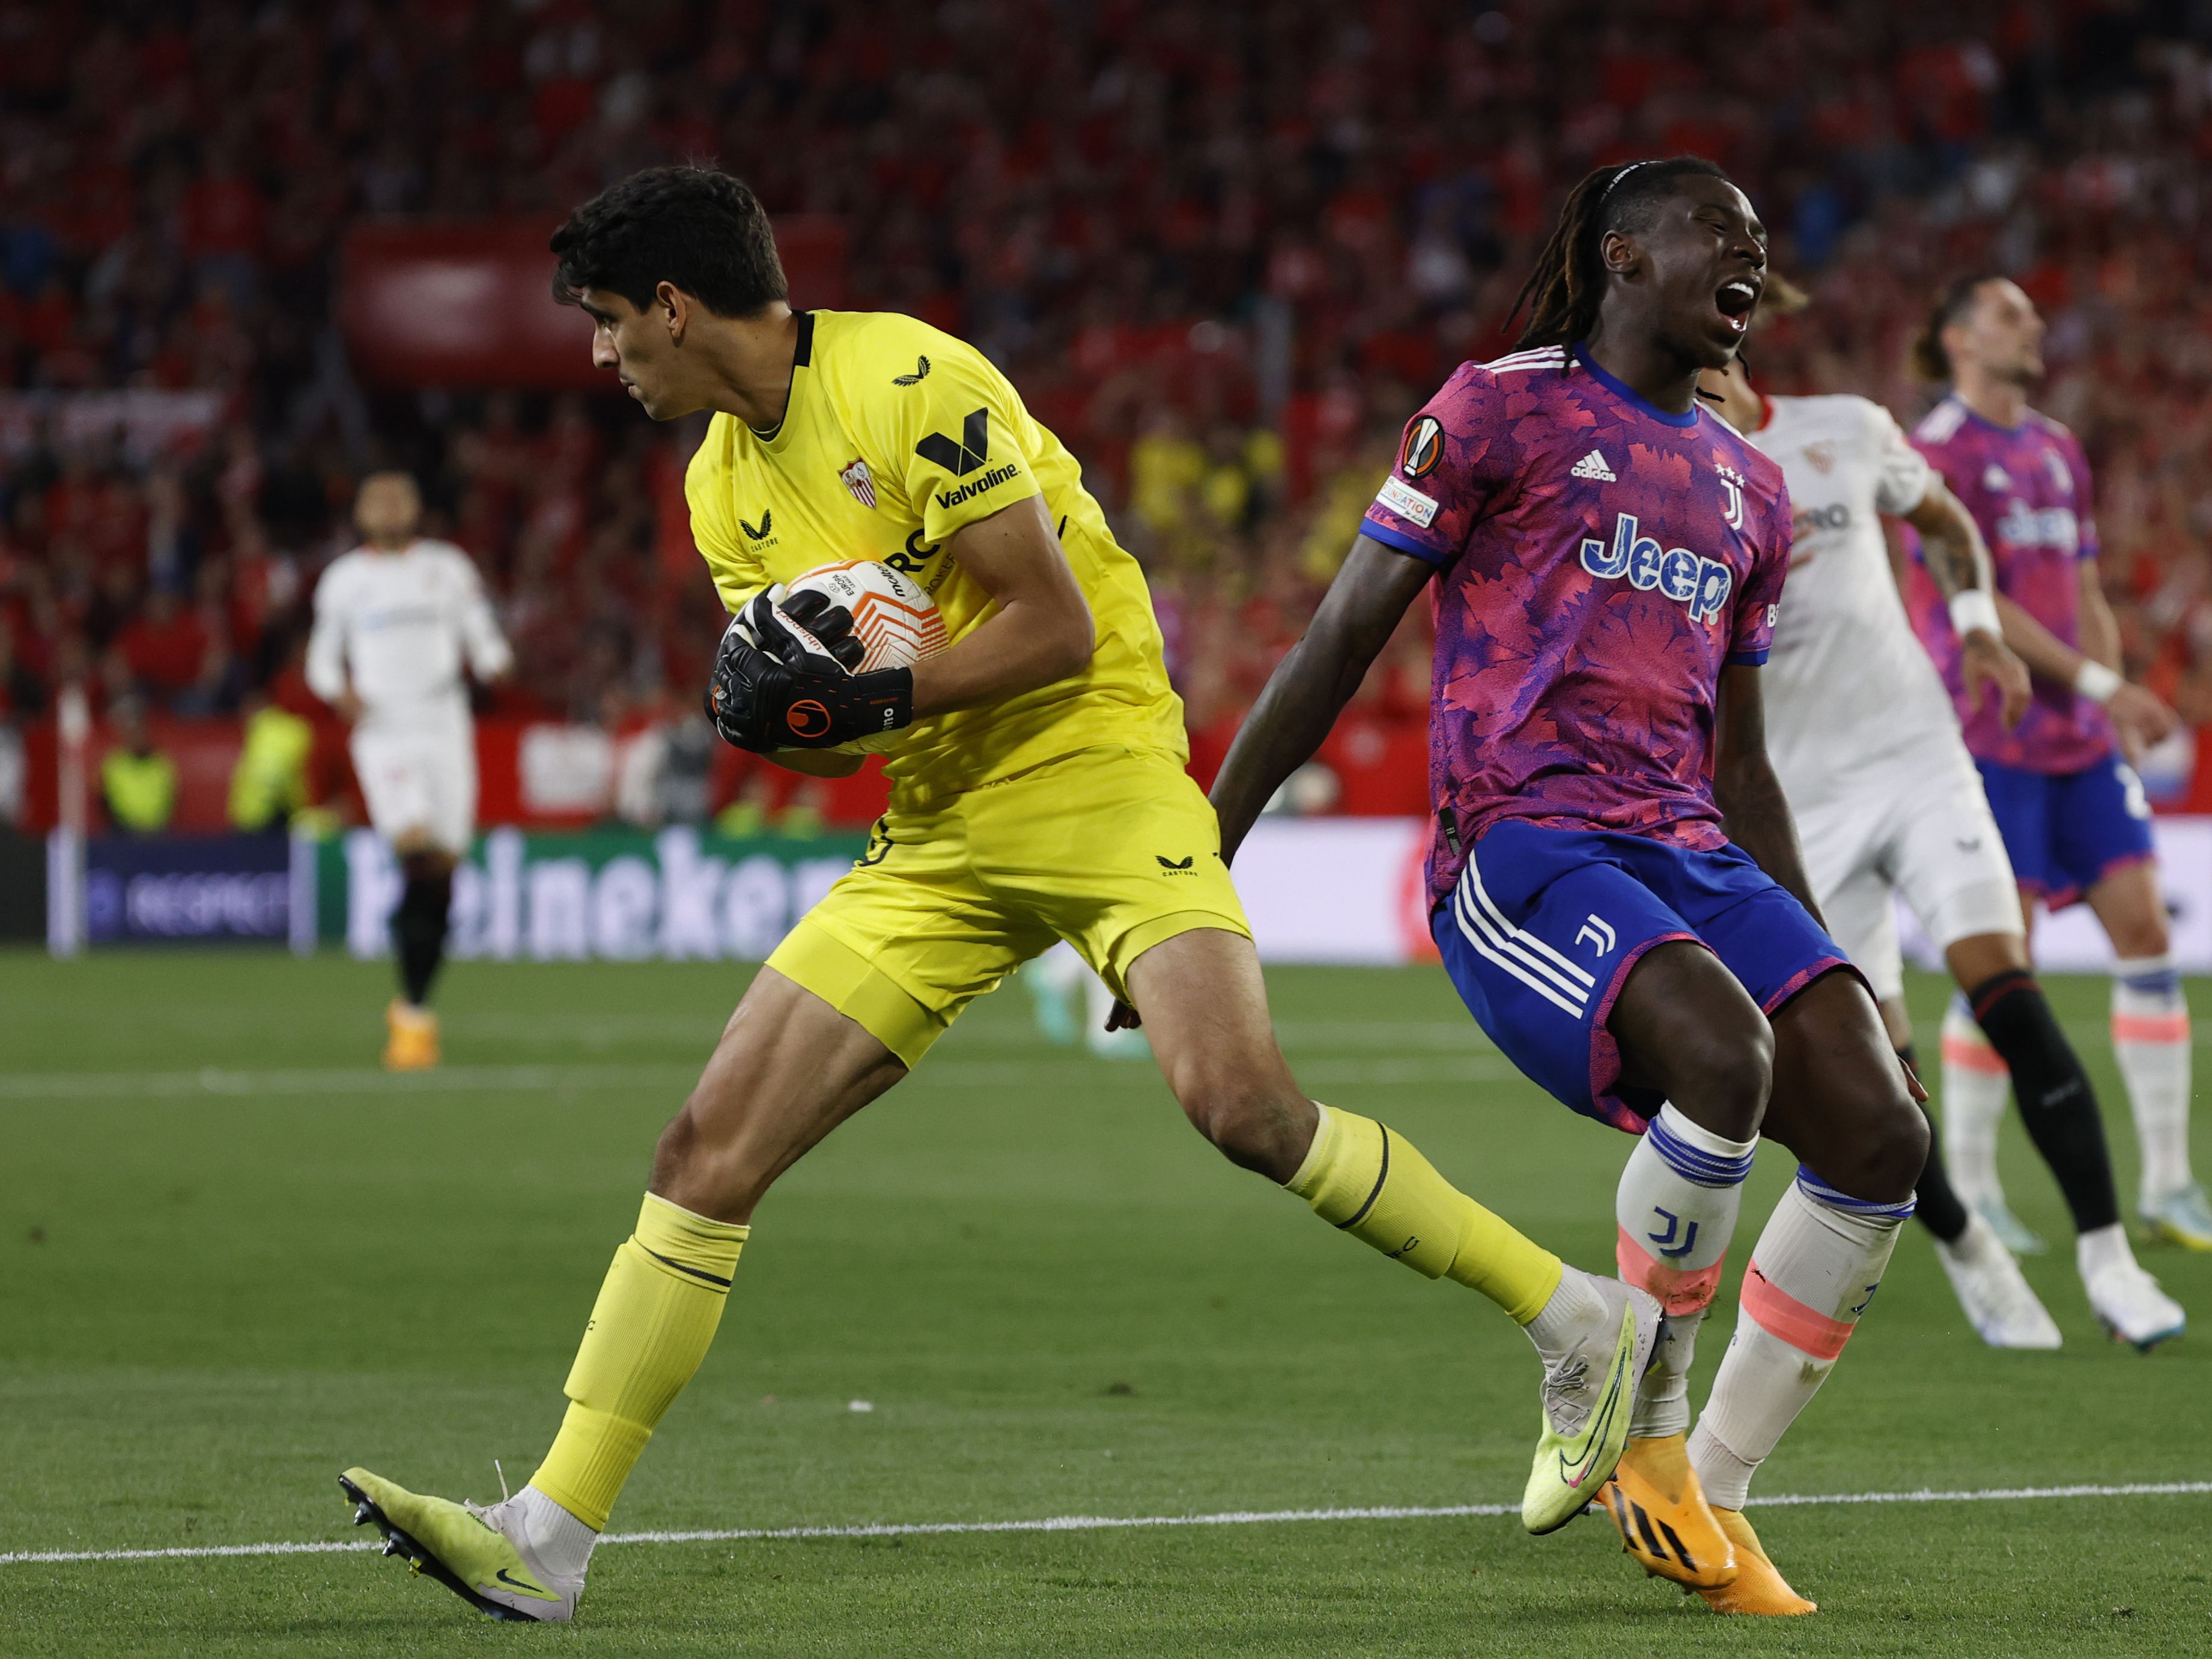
left=7, top=0, right=2212, bottom=823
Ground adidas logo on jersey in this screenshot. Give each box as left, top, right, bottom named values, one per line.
left=1570, top=449, right=1617, bottom=482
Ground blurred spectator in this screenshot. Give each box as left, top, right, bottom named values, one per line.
left=227, top=692, right=314, bottom=833
left=0, top=0, right=2207, bottom=793
left=100, top=699, right=175, bottom=833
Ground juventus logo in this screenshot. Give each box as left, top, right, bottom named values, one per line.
left=1648, top=1207, right=1700, bottom=1261
left=1716, top=464, right=1746, bottom=530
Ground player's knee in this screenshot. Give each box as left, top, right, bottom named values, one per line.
left=1164, top=1053, right=1306, bottom=1178
left=1666, top=1024, right=1772, bottom=1142
left=1834, top=1081, right=1929, bottom=1204
left=649, top=1102, right=763, bottom=1221
left=2108, top=914, right=2171, bottom=960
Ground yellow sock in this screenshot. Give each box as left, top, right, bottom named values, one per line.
left=530, top=1193, right=748, bottom=1530
left=1288, top=1105, right=1561, bottom=1323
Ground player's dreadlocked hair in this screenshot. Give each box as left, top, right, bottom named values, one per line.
left=1911, top=271, right=2003, bottom=382
left=551, top=165, right=787, bottom=317
left=1509, top=156, right=1734, bottom=364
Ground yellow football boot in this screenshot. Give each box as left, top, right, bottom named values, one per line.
left=1596, top=1433, right=1737, bottom=1589
left=383, top=1001, right=440, bottom=1070
left=2141, top=1183, right=2212, bottom=1252
left=1521, top=1273, right=1660, bottom=1534
left=1696, top=1506, right=1817, bottom=1615
left=340, top=1468, right=577, bottom=1622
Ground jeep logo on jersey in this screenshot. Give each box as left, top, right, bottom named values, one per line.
left=916, top=407, right=991, bottom=476
left=1997, top=499, right=2079, bottom=553
left=1578, top=512, right=1734, bottom=624
left=1401, top=416, right=1443, bottom=479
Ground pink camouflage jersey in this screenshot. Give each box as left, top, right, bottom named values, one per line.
left=1904, top=395, right=2111, bottom=774
left=1360, top=344, right=1794, bottom=905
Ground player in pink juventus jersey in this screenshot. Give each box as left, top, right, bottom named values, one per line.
left=1906, top=275, right=2210, bottom=1260
left=1208, top=158, right=1926, bottom=1617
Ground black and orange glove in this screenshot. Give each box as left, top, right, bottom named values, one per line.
left=706, top=599, right=913, bottom=752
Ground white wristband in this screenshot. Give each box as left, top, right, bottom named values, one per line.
left=2073, top=659, right=2123, bottom=704
left=1948, top=589, right=2001, bottom=640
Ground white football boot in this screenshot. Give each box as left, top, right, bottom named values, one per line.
left=1972, top=1194, right=2048, bottom=1256
left=1934, top=1212, right=2062, bottom=1348
left=2079, top=1252, right=2187, bottom=1353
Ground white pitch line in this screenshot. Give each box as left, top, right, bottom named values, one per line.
left=5, top=1480, right=2207, bottom=1568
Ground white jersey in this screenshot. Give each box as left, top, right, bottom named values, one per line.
left=1749, top=393, right=1962, bottom=804
left=306, top=540, right=511, bottom=735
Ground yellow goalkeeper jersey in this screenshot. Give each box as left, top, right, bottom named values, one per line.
left=685, top=309, right=1187, bottom=800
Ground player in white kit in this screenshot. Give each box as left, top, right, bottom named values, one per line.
left=308, top=473, right=513, bottom=1069
left=1697, top=334, right=2187, bottom=1351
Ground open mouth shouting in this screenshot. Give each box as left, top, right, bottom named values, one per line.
left=1715, top=276, right=1761, bottom=335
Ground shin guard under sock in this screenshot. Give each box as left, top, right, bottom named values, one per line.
left=1970, top=970, right=2120, bottom=1235
left=1614, top=1104, right=1756, bottom=1437
left=1688, top=1171, right=1910, bottom=1509
left=390, top=871, right=454, bottom=1007
left=2111, top=955, right=2194, bottom=1205
left=1287, top=1105, right=1562, bottom=1323
left=531, top=1194, right=747, bottom=1530
left=1900, top=1042, right=1969, bottom=1246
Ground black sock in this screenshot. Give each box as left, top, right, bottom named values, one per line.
left=1970, top=969, right=2121, bottom=1236
left=1903, top=1042, right=1970, bottom=1245
left=390, top=870, right=454, bottom=1008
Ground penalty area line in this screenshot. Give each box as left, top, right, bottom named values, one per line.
left=5, top=1479, right=2209, bottom=1567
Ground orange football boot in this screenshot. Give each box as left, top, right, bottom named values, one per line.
left=383, top=1000, right=440, bottom=1071
left=1596, top=1433, right=1737, bottom=1590
left=1696, top=1506, right=1817, bottom=1615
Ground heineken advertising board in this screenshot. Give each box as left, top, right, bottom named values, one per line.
left=322, top=826, right=869, bottom=962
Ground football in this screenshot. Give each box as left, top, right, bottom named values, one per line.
left=785, top=559, right=949, bottom=673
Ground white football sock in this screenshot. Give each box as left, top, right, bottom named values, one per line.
left=1687, top=1169, right=1910, bottom=1510
left=2110, top=956, right=2193, bottom=1206
left=1522, top=1263, right=1607, bottom=1368
left=1614, top=1103, right=1757, bottom=1437
left=518, top=1484, right=599, bottom=1579
left=1939, top=994, right=2010, bottom=1206
left=2075, top=1219, right=2138, bottom=1284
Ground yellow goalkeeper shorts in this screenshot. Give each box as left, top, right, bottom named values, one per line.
left=767, top=744, right=1251, bottom=1067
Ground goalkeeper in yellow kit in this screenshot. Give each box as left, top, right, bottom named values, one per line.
left=337, top=166, right=1658, bottom=1623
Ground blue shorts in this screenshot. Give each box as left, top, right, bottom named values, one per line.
left=1976, top=756, right=2155, bottom=909
left=1430, top=820, right=1853, bottom=1135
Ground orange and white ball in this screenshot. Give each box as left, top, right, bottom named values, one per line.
left=785, top=560, right=948, bottom=673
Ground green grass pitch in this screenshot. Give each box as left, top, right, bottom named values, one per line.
left=2, top=948, right=2208, bottom=1654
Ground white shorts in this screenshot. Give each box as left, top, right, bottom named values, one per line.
left=1796, top=754, right=2022, bottom=1002
left=351, top=726, right=476, bottom=857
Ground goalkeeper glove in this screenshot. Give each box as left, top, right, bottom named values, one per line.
left=707, top=590, right=913, bottom=751
left=733, top=584, right=865, bottom=674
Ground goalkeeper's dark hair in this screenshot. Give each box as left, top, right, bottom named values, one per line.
left=1509, top=156, right=1734, bottom=364
left=1912, top=270, right=2004, bottom=382
left=551, top=165, right=787, bottom=317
